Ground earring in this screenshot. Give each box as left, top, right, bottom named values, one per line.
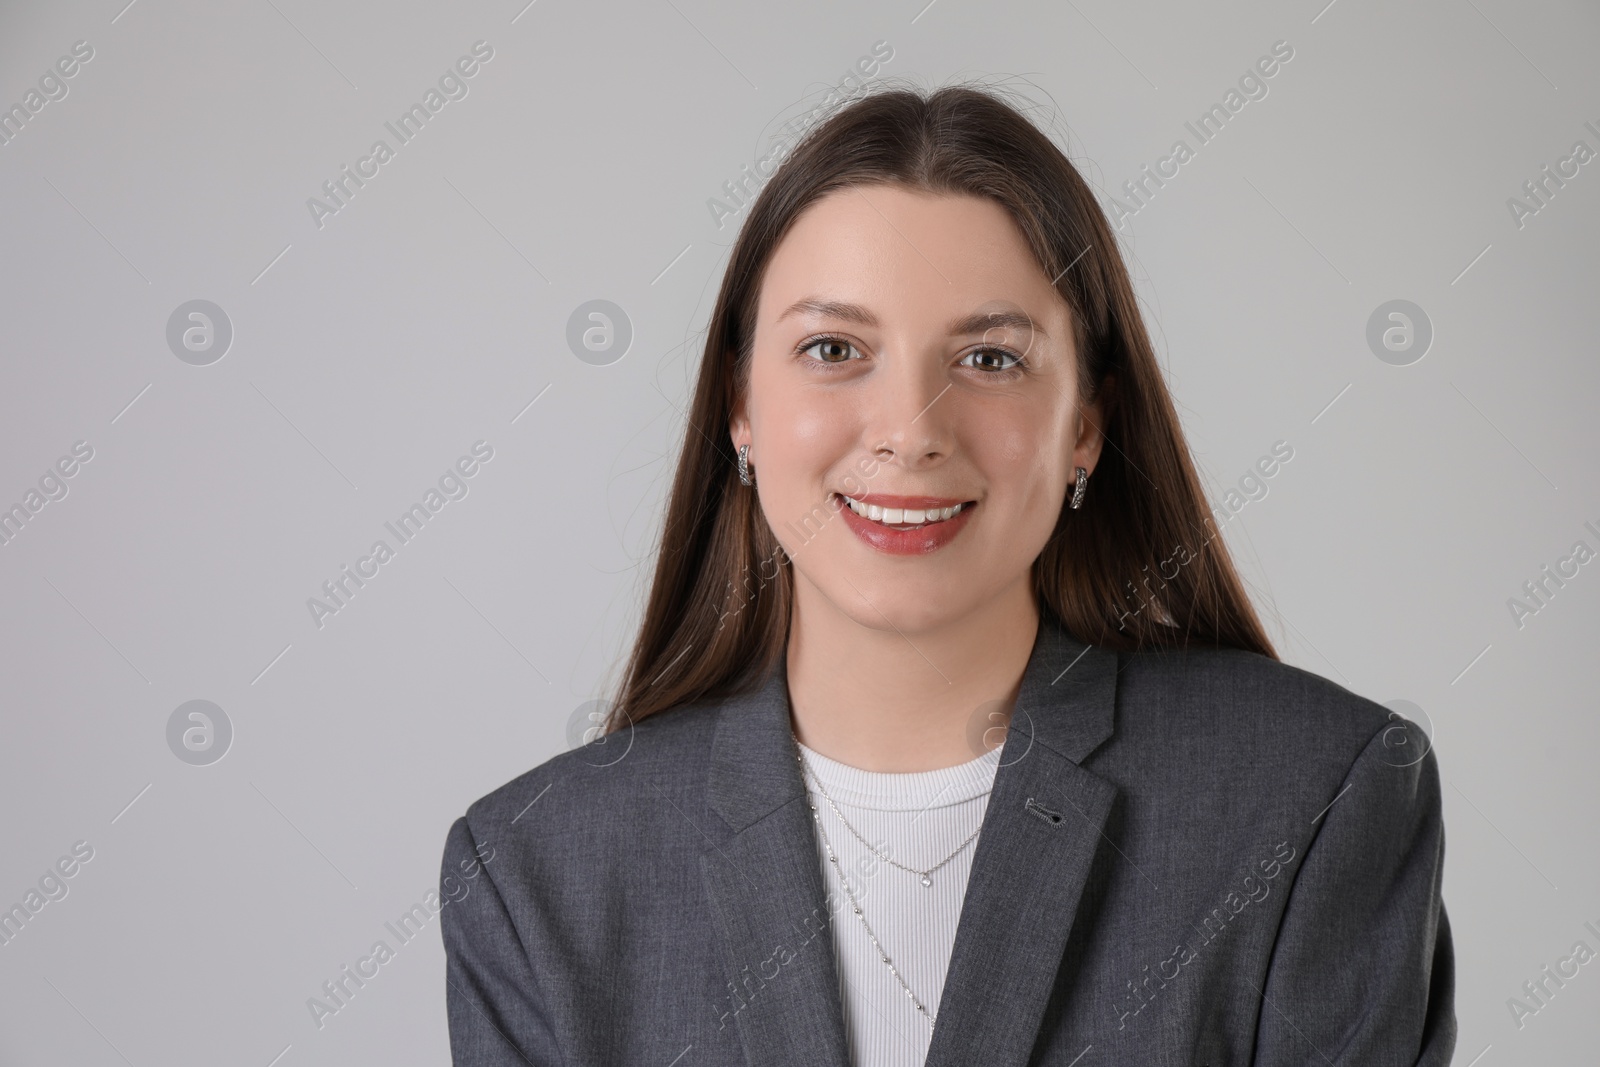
left=1069, top=466, right=1088, bottom=510
left=738, top=444, right=754, bottom=487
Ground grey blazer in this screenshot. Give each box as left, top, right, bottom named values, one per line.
left=440, top=616, right=1455, bottom=1066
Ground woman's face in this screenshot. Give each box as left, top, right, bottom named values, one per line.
left=731, top=184, right=1103, bottom=636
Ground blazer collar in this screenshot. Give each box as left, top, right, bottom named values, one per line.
left=700, top=615, right=1120, bottom=1067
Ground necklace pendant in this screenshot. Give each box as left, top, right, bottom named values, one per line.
left=920, top=873, right=932, bottom=888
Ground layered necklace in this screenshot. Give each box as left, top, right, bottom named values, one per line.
left=792, top=734, right=988, bottom=1029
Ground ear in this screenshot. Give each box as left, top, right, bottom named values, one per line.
left=729, top=382, right=751, bottom=450
left=1072, top=378, right=1110, bottom=475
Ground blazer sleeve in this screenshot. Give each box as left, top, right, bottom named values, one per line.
left=441, top=815, right=562, bottom=1066
left=1252, top=717, right=1457, bottom=1066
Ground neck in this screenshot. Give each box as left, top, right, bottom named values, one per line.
left=785, top=576, right=1040, bottom=772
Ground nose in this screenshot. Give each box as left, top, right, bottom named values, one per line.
left=865, top=356, right=953, bottom=471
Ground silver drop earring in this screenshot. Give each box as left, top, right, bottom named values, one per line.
left=1069, top=466, right=1088, bottom=509
left=737, top=444, right=754, bottom=487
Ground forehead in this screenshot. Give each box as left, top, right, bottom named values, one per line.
left=756, top=184, right=1069, bottom=337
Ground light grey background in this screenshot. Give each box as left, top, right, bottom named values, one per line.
left=1, top=0, right=1595, bottom=1063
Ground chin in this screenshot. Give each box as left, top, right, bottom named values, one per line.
left=840, top=602, right=953, bottom=637
left=826, top=574, right=976, bottom=635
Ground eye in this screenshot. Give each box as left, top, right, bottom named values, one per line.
left=798, top=335, right=862, bottom=365
left=960, top=347, right=1025, bottom=373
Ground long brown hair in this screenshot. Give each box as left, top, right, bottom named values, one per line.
left=607, top=83, right=1275, bottom=731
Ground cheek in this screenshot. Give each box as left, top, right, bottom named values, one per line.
left=751, top=384, right=863, bottom=551
left=751, top=373, right=859, bottom=480
left=773, top=400, right=847, bottom=451
left=970, top=402, right=1072, bottom=510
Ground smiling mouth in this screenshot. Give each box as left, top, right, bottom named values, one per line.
left=832, top=493, right=977, bottom=529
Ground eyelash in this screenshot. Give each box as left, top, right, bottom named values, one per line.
left=795, top=333, right=1030, bottom=377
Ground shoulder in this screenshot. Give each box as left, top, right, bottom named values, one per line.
left=468, top=696, right=722, bottom=824
left=1090, top=644, right=1443, bottom=907
left=445, top=694, right=727, bottom=868
left=437, top=695, right=737, bottom=991
left=1105, top=643, right=1422, bottom=793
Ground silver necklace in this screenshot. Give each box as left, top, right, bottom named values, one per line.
left=791, top=736, right=988, bottom=1029
left=792, top=734, right=983, bottom=888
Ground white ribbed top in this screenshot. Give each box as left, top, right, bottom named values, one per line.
left=795, top=738, right=1002, bottom=1067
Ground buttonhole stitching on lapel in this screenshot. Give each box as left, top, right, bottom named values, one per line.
left=1024, top=796, right=1065, bottom=826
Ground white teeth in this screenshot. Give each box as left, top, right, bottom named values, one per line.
left=840, top=495, right=967, bottom=527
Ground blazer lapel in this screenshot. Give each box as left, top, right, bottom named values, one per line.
left=922, top=620, right=1120, bottom=1067
left=701, top=660, right=852, bottom=1067
left=700, top=617, right=1119, bottom=1067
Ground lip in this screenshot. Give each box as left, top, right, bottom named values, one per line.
left=840, top=492, right=974, bottom=509
left=833, top=492, right=978, bottom=556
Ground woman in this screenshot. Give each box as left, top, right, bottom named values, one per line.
left=440, top=84, right=1455, bottom=1067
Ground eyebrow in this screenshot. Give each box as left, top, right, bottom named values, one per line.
left=777, top=298, right=1047, bottom=340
